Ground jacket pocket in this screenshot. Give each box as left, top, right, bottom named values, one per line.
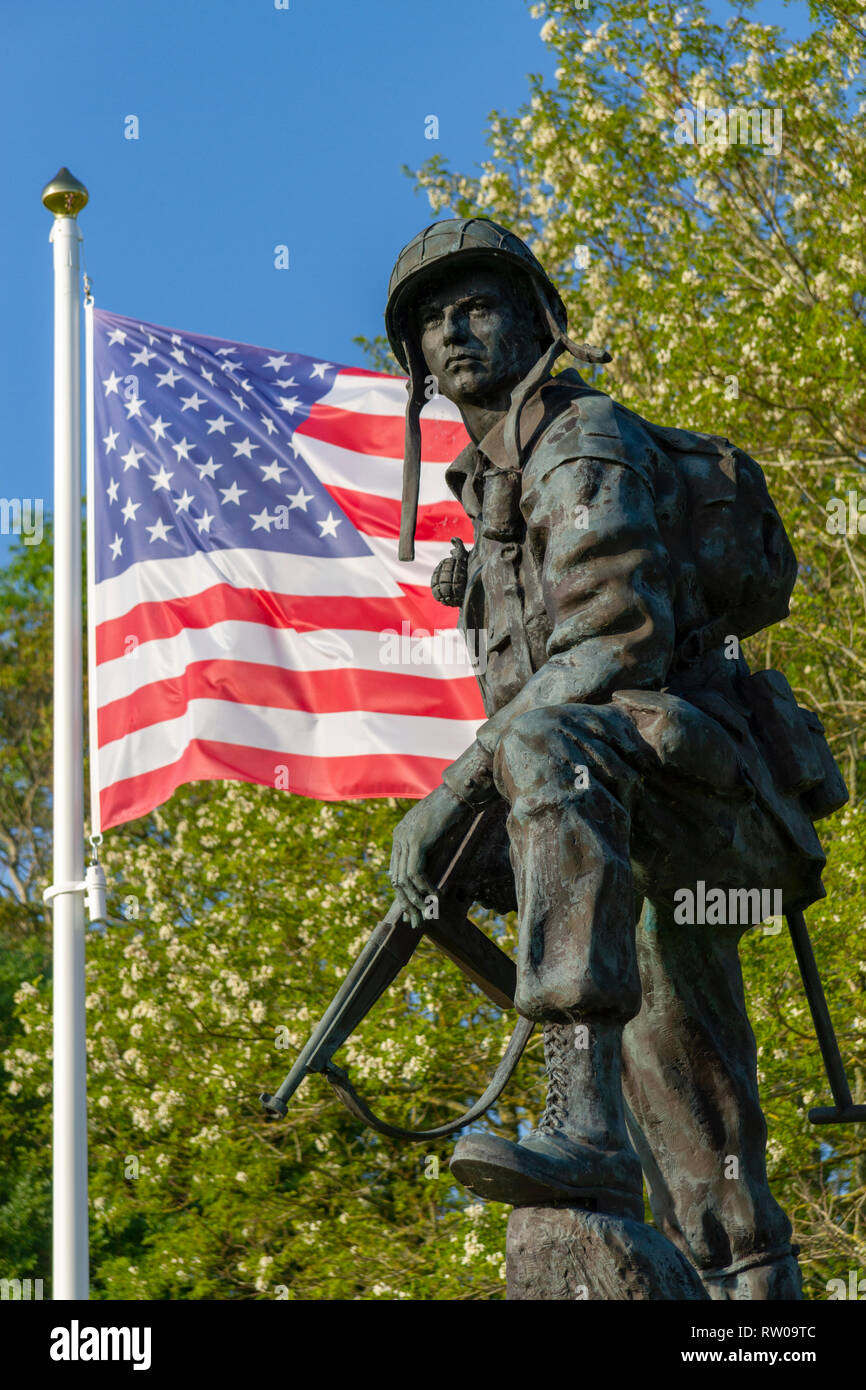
left=744, top=670, right=848, bottom=820
left=610, top=688, right=750, bottom=795
left=798, top=708, right=849, bottom=821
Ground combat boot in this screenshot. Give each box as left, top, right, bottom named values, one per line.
left=701, top=1247, right=803, bottom=1300
left=450, top=1019, right=644, bottom=1216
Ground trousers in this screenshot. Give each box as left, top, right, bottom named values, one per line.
left=472, top=694, right=824, bottom=1287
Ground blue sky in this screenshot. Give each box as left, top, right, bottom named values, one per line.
left=2, top=0, right=809, bottom=556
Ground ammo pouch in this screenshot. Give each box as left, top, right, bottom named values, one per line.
left=744, top=670, right=848, bottom=822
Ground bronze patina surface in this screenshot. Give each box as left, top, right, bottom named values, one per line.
left=383, top=217, right=848, bottom=1300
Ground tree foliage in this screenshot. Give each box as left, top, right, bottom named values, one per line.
left=5, top=781, right=533, bottom=1298
left=0, top=535, right=530, bottom=1296
left=407, top=0, right=866, bottom=1290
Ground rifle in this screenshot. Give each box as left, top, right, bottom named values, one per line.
left=787, top=909, right=866, bottom=1125
left=259, top=810, right=534, bottom=1140
left=259, top=822, right=866, bottom=1137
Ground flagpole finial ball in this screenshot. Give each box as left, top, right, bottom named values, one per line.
left=41, top=166, right=89, bottom=217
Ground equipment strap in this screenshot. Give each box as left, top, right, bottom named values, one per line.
left=323, top=1015, right=535, bottom=1142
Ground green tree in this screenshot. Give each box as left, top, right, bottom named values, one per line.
left=0, top=534, right=54, bottom=1281
left=0, top=538, right=532, bottom=1299
left=405, top=0, right=866, bottom=1293
left=5, top=773, right=532, bottom=1298
left=4, top=0, right=866, bottom=1301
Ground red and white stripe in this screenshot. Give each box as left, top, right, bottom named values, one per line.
left=91, top=363, right=485, bottom=829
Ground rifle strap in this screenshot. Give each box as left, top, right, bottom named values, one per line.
left=322, top=1016, right=535, bottom=1142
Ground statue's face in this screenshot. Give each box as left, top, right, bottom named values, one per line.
left=414, top=265, right=540, bottom=409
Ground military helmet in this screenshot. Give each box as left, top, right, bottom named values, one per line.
left=386, top=216, right=610, bottom=563
left=385, top=217, right=568, bottom=371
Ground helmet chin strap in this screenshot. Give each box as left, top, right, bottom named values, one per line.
left=503, top=288, right=612, bottom=473
left=502, top=338, right=566, bottom=475
left=397, top=297, right=611, bottom=560
left=502, top=336, right=611, bottom=474
left=398, top=334, right=426, bottom=562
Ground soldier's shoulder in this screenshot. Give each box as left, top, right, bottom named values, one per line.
left=527, top=378, right=769, bottom=505
left=524, top=376, right=656, bottom=489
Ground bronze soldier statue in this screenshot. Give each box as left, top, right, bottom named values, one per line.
left=383, top=217, right=848, bottom=1300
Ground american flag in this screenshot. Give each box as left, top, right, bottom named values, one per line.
left=88, top=309, right=485, bottom=831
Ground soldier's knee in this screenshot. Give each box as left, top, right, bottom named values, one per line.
left=495, top=703, right=638, bottom=806
left=494, top=706, right=576, bottom=797
left=503, top=705, right=564, bottom=756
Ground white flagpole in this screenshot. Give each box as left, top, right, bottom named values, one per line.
left=85, top=294, right=101, bottom=842
left=41, top=166, right=89, bottom=1301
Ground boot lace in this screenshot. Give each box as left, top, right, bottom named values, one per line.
left=535, top=1022, right=571, bottom=1135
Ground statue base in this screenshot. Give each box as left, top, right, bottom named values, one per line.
left=506, top=1204, right=709, bottom=1301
